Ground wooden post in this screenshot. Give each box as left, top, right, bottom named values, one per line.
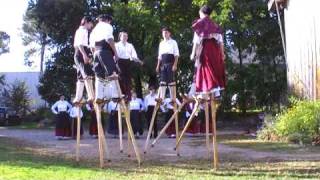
left=118, top=104, right=123, bottom=153
left=151, top=101, right=187, bottom=147
left=175, top=98, right=200, bottom=150
left=76, top=106, right=81, bottom=162
left=210, top=99, right=218, bottom=170
left=172, top=85, right=180, bottom=156
left=144, top=102, right=160, bottom=154
left=94, top=102, right=105, bottom=168
left=204, top=99, right=210, bottom=158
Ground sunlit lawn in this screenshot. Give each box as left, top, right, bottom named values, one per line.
left=0, top=137, right=319, bottom=179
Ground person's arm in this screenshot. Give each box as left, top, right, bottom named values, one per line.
left=51, top=102, right=58, bottom=114
left=130, top=44, right=143, bottom=65
left=172, top=41, right=179, bottom=72
left=190, top=32, right=200, bottom=60
left=107, top=38, right=118, bottom=61
left=78, top=45, right=90, bottom=64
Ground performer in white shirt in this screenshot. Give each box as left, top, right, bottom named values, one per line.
left=69, top=106, right=84, bottom=138
left=115, top=31, right=143, bottom=100
left=90, top=14, right=120, bottom=103
left=73, top=16, right=95, bottom=104
left=129, top=92, right=144, bottom=138
left=144, top=86, right=158, bottom=138
left=104, top=99, right=120, bottom=136
left=51, top=95, right=72, bottom=139
left=156, top=27, right=179, bottom=102
left=160, top=97, right=181, bottom=138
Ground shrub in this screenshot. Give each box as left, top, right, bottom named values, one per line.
left=258, top=100, right=320, bottom=145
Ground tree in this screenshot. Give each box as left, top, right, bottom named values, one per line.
left=0, top=31, right=10, bottom=55
left=22, top=0, right=86, bottom=74
left=3, top=80, right=31, bottom=117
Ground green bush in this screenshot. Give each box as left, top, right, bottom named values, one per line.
left=258, top=100, right=320, bottom=144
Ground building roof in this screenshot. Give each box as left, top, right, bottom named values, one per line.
left=268, top=0, right=288, bottom=11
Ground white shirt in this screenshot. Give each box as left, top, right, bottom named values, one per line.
left=104, top=101, right=120, bottom=113
left=129, top=98, right=144, bottom=111
left=69, top=107, right=83, bottom=118
left=115, top=42, right=138, bottom=60
left=161, top=98, right=181, bottom=112
left=158, top=38, right=179, bottom=60
left=193, top=32, right=223, bottom=45
left=74, top=26, right=89, bottom=47
left=89, top=21, right=114, bottom=48
left=51, top=100, right=72, bottom=114
left=144, top=93, right=157, bottom=107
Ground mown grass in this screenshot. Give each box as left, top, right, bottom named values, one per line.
left=219, top=134, right=320, bottom=153
left=0, top=137, right=320, bottom=179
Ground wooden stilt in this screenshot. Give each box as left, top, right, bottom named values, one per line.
left=172, top=85, right=180, bottom=156
left=151, top=101, right=187, bottom=147
left=144, top=102, right=160, bottom=154
left=94, top=102, right=105, bottom=168
left=118, top=104, right=123, bottom=153
left=175, top=98, right=200, bottom=150
left=204, top=99, right=210, bottom=158
left=76, top=106, right=81, bottom=162
left=121, top=99, right=141, bottom=165
left=210, top=99, right=218, bottom=170
left=113, top=76, right=141, bottom=165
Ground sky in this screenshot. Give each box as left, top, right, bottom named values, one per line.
left=0, top=0, right=39, bottom=72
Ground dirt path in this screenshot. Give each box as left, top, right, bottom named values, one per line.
left=1, top=128, right=320, bottom=163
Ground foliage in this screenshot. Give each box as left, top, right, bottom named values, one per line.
left=258, top=100, right=320, bottom=145
left=24, top=0, right=287, bottom=113
left=2, top=80, right=31, bottom=117
left=0, top=31, right=10, bottom=55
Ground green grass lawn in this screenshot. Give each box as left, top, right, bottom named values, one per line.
left=0, top=137, right=320, bottom=179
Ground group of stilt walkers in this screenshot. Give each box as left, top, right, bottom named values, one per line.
left=68, top=5, right=226, bottom=169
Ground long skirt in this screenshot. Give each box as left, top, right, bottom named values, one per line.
left=118, top=59, right=132, bottom=99
left=146, top=106, right=158, bottom=138
left=196, top=39, right=226, bottom=92
left=130, top=110, right=143, bottom=135
left=108, top=110, right=119, bottom=135
left=71, top=118, right=84, bottom=138
left=55, top=112, right=71, bottom=137
left=165, top=109, right=176, bottom=136
left=89, top=111, right=105, bottom=136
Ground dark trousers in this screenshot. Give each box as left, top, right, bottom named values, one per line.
left=118, top=59, right=132, bottom=99
left=108, top=110, right=119, bottom=135
left=93, top=49, right=117, bottom=78
left=130, top=110, right=143, bottom=135
left=146, top=106, right=158, bottom=137
left=74, top=48, right=94, bottom=80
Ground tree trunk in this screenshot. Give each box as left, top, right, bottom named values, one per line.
left=40, top=44, right=45, bottom=75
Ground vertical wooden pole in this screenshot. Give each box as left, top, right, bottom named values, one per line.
left=210, top=99, right=218, bottom=170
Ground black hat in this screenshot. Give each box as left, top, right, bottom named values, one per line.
left=200, top=5, right=213, bottom=15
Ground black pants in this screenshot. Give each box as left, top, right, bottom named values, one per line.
left=118, top=59, right=132, bottom=99
left=93, top=49, right=117, bottom=78
left=108, top=110, right=119, bottom=135
left=74, top=48, right=94, bottom=80
left=146, top=106, right=158, bottom=137
left=160, top=54, right=175, bottom=84
left=130, top=110, right=143, bottom=135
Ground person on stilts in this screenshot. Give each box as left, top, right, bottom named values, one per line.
left=73, top=16, right=95, bottom=105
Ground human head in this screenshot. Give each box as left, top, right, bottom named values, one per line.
left=97, top=14, right=113, bottom=24
left=199, top=5, right=212, bottom=18
left=119, top=31, right=128, bottom=42
left=132, top=91, right=137, bottom=99
left=149, top=86, right=156, bottom=94
left=60, top=95, right=65, bottom=101
left=161, top=27, right=171, bottom=40
left=80, top=16, right=94, bottom=30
